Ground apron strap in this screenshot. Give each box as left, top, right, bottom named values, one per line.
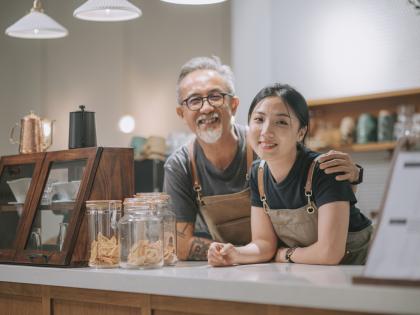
left=304, top=156, right=321, bottom=214
left=258, top=156, right=321, bottom=215
left=188, top=132, right=252, bottom=205
left=188, top=140, right=204, bottom=205
left=257, top=160, right=270, bottom=214
left=246, top=141, right=253, bottom=181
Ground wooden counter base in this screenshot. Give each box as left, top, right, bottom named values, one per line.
left=0, top=281, right=372, bottom=315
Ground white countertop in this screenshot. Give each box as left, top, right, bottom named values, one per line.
left=1, top=262, right=419, bottom=314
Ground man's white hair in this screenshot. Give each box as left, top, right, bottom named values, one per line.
left=176, top=56, right=235, bottom=104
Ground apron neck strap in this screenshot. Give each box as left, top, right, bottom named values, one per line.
left=188, top=132, right=252, bottom=188
left=257, top=160, right=270, bottom=213
left=188, top=139, right=201, bottom=189
left=246, top=141, right=253, bottom=180
left=188, top=139, right=204, bottom=205
left=304, top=156, right=320, bottom=194
left=257, top=155, right=320, bottom=214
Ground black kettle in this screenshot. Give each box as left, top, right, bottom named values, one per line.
left=69, top=105, right=97, bottom=149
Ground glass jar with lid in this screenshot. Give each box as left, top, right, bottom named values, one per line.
left=86, top=200, right=122, bottom=268
left=135, top=192, right=178, bottom=266
left=119, top=198, right=164, bottom=269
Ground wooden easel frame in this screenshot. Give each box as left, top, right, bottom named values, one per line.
left=353, top=137, right=420, bottom=287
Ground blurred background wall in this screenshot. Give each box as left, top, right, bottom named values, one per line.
left=1, top=0, right=420, bottom=214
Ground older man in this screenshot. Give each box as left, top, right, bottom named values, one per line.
left=164, top=56, right=362, bottom=261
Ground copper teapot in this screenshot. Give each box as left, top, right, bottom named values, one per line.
left=10, top=111, right=54, bottom=154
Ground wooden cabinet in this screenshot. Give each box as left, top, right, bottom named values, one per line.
left=307, top=87, right=420, bottom=152
left=0, top=147, right=134, bottom=266
left=0, top=282, right=371, bottom=315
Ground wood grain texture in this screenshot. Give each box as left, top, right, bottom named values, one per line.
left=2, top=147, right=134, bottom=267
left=307, top=87, right=420, bottom=107
left=0, top=152, right=45, bottom=262
left=0, top=282, right=377, bottom=315
left=71, top=147, right=134, bottom=266
left=52, top=299, right=141, bottom=315
left=0, top=293, right=42, bottom=315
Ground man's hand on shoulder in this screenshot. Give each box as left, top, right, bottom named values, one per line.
left=317, top=150, right=362, bottom=184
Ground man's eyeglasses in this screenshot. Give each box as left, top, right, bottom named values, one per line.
left=181, top=92, right=233, bottom=111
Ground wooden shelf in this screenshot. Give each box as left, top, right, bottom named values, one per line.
left=0, top=204, right=24, bottom=212
left=313, top=141, right=397, bottom=153
left=307, top=87, right=420, bottom=107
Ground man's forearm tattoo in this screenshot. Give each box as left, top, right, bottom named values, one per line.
left=177, top=223, right=189, bottom=239
left=187, top=238, right=210, bottom=261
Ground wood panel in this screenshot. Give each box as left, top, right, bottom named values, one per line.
left=0, top=293, right=42, bottom=315
left=52, top=299, right=141, bottom=315
left=151, top=295, right=268, bottom=315
left=266, top=305, right=372, bottom=315
left=307, top=87, right=420, bottom=107
left=49, top=286, right=148, bottom=308
left=0, top=282, right=382, bottom=315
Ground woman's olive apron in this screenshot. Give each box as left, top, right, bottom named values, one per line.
left=189, top=140, right=253, bottom=245
left=257, top=159, right=373, bottom=265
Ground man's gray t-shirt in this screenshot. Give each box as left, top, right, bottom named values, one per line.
left=163, top=124, right=249, bottom=237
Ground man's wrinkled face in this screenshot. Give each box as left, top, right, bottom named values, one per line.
left=177, top=69, right=238, bottom=144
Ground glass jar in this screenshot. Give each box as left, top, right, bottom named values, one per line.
left=135, top=193, right=178, bottom=266
left=412, top=113, right=420, bottom=138
left=86, top=200, right=122, bottom=268
left=119, top=198, right=163, bottom=269
left=394, top=104, right=415, bottom=139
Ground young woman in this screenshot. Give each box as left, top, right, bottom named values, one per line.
left=207, top=83, right=373, bottom=266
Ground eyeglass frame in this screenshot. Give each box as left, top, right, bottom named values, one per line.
left=180, top=92, right=234, bottom=111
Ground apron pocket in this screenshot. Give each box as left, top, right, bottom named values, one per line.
left=269, top=208, right=318, bottom=248
left=341, top=225, right=373, bottom=265
left=216, top=216, right=251, bottom=245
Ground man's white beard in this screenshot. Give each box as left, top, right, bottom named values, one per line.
left=197, top=125, right=223, bottom=143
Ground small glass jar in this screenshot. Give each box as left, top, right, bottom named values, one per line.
left=86, top=200, right=122, bottom=268
left=119, top=198, right=163, bottom=269
left=136, top=193, right=178, bottom=266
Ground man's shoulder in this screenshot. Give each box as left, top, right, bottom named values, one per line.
left=164, top=144, right=190, bottom=172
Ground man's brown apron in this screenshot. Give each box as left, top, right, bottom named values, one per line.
left=189, top=141, right=253, bottom=245
left=257, top=159, right=373, bottom=265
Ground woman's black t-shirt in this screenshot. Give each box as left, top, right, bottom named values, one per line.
left=250, top=146, right=371, bottom=232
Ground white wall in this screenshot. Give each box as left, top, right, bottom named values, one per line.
left=232, top=0, right=420, bottom=124
left=0, top=0, right=230, bottom=154
left=231, top=0, right=420, bottom=214
left=0, top=1, right=43, bottom=155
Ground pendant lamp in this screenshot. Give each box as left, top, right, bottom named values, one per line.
left=5, top=0, right=68, bottom=39
left=74, top=0, right=142, bottom=22
left=160, top=0, right=227, bottom=4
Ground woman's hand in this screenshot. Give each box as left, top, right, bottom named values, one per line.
left=318, top=150, right=360, bottom=183
left=207, top=242, right=238, bottom=267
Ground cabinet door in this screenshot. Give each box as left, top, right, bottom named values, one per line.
left=15, top=148, right=101, bottom=265
left=0, top=153, right=45, bottom=261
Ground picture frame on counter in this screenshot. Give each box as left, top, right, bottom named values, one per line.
left=354, top=136, right=420, bottom=287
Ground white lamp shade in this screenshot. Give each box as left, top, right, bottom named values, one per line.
left=5, top=11, right=68, bottom=39
left=161, top=0, right=227, bottom=4
left=74, top=0, right=142, bottom=22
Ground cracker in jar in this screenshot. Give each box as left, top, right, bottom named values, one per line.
left=89, top=232, right=119, bottom=266
left=127, top=240, right=162, bottom=266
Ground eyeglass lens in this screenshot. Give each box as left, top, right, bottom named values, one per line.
left=186, top=93, right=226, bottom=111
